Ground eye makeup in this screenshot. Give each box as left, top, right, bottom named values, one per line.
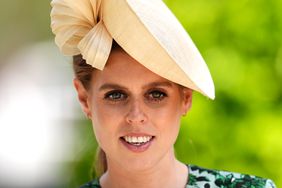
left=100, top=81, right=173, bottom=105
left=145, top=88, right=168, bottom=103
left=104, top=90, right=128, bottom=102
left=103, top=87, right=168, bottom=104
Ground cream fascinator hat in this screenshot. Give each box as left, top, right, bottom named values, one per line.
left=50, top=0, right=215, bottom=99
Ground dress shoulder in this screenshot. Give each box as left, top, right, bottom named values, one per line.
left=187, top=164, right=277, bottom=188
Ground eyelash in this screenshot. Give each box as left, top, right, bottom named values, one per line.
left=104, top=90, right=127, bottom=101
left=146, top=90, right=167, bottom=102
left=104, top=89, right=167, bottom=102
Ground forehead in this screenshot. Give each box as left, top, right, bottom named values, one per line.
left=91, top=50, right=174, bottom=88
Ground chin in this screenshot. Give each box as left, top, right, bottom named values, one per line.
left=120, top=155, right=159, bottom=172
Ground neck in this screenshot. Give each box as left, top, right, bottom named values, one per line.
left=100, top=148, right=188, bottom=188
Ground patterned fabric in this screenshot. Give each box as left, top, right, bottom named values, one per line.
left=80, top=164, right=276, bottom=188
left=187, top=165, right=276, bottom=188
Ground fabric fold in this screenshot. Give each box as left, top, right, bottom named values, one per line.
left=50, top=0, right=107, bottom=62
left=78, top=21, right=112, bottom=70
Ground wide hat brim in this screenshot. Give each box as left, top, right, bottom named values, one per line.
left=102, top=0, right=215, bottom=99
left=50, top=0, right=215, bottom=99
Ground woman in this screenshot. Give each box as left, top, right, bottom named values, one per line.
left=50, top=0, right=276, bottom=187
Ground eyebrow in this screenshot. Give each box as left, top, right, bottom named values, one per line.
left=99, top=83, right=127, bottom=91
left=99, top=81, right=173, bottom=91
left=143, top=81, right=173, bottom=89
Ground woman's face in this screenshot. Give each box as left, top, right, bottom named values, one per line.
left=75, top=49, right=192, bottom=171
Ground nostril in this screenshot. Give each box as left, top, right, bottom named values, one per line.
left=126, top=113, right=147, bottom=124
left=127, top=118, right=145, bottom=124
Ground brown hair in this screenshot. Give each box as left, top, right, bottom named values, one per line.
left=73, top=42, right=121, bottom=176
left=73, top=54, right=107, bottom=176
left=73, top=41, right=120, bottom=89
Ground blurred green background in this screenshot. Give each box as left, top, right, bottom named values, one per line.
left=0, top=0, right=281, bottom=187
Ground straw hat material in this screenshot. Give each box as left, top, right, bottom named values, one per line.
left=50, top=0, right=215, bottom=99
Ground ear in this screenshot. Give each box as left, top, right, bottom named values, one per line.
left=181, top=88, right=193, bottom=116
left=73, top=78, right=92, bottom=119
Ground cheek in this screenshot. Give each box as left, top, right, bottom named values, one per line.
left=90, top=100, right=125, bottom=147
left=149, top=101, right=182, bottom=141
left=151, top=97, right=182, bottom=122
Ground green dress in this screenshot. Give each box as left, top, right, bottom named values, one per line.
left=80, top=164, right=276, bottom=188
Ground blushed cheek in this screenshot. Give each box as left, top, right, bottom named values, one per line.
left=151, top=102, right=182, bottom=123
left=89, top=108, right=110, bottom=146
left=91, top=121, right=114, bottom=153
left=95, top=99, right=129, bottom=116
left=91, top=105, right=124, bottom=146
left=151, top=104, right=182, bottom=141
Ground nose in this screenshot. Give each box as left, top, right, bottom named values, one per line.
left=125, top=100, right=148, bottom=125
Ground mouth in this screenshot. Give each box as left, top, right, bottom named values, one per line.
left=119, top=135, right=155, bottom=152
left=121, top=135, right=154, bottom=146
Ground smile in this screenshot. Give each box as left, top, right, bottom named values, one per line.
left=120, top=135, right=155, bottom=152
left=122, top=136, right=153, bottom=146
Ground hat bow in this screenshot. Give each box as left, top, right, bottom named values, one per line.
left=50, top=0, right=112, bottom=70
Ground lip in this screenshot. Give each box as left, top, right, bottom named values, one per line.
left=119, top=136, right=155, bottom=153
left=121, top=133, right=154, bottom=137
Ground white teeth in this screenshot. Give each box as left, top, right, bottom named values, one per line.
left=123, top=136, right=152, bottom=144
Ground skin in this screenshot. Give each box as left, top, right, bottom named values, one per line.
left=74, top=48, right=193, bottom=188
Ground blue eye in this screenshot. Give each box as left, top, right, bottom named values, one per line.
left=147, top=90, right=167, bottom=101
left=104, top=90, right=127, bottom=101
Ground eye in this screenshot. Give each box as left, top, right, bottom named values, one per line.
left=146, top=90, right=167, bottom=102
left=104, top=90, right=127, bottom=101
